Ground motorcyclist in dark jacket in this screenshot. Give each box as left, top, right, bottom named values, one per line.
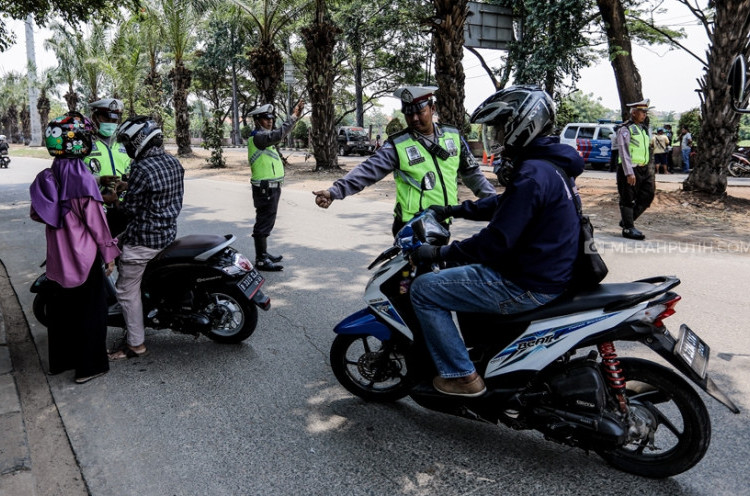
left=409, top=86, right=585, bottom=398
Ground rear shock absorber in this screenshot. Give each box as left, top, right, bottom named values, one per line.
left=598, top=342, right=628, bottom=413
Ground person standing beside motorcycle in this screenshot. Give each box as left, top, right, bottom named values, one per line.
left=615, top=99, right=654, bottom=241
left=247, top=100, right=304, bottom=271
left=313, top=86, right=495, bottom=236
left=29, top=113, right=120, bottom=383
left=84, top=98, right=132, bottom=236
left=408, top=86, right=584, bottom=397
left=108, top=117, right=184, bottom=360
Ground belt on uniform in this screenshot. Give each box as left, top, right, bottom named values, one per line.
left=252, top=180, right=282, bottom=187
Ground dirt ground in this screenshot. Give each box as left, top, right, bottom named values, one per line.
left=180, top=147, right=750, bottom=253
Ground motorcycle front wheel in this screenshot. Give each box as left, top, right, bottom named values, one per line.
left=201, top=286, right=258, bottom=344
left=330, top=334, right=412, bottom=402
left=32, top=294, right=50, bottom=327
left=596, top=358, right=711, bottom=478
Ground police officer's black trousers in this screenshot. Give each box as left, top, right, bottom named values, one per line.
left=252, top=184, right=282, bottom=238
left=617, top=164, right=655, bottom=228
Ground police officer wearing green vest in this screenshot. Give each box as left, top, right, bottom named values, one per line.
left=84, top=98, right=131, bottom=236
left=248, top=99, right=304, bottom=271
left=615, top=98, right=654, bottom=240
left=313, top=86, right=495, bottom=236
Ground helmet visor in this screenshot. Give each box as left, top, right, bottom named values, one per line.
left=481, top=124, right=506, bottom=160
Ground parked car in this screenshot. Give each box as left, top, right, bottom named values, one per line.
left=337, top=127, right=375, bottom=156
left=560, top=121, right=619, bottom=170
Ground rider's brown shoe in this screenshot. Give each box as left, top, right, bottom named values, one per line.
left=433, top=373, right=486, bottom=398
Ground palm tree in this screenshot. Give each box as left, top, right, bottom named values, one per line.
left=36, top=68, right=58, bottom=142
left=135, top=4, right=167, bottom=125
left=682, top=0, right=750, bottom=196
left=104, top=20, right=146, bottom=115
left=232, top=0, right=302, bottom=104
left=301, top=0, right=340, bottom=170
left=45, top=22, right=79, bottom=111
left=430, top=0, right=469, bottom=128
left=157, top=0, right=201, bottom=155
left=0, top=72, right=28, bottom=143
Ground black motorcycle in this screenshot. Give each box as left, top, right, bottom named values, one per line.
left=0, top=153, right=9, bottom=168
left=31, top=234, right=270, bottom=344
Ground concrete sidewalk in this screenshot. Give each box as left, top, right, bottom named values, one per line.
left=0, top=260, right=87, bottom=496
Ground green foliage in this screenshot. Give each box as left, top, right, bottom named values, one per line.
left=557, top=92, right=618, bottom=128
left=201, top=110, right=226, bottom=168
left=499, top=0, right=594, bottom=96
left=385, top=117, right=404, bottom=136
left=738, top=115, right=750, bottom=142
left=677, top=108, right=701, bottom=146
left=0, top=0, right=138, bottom=52
left=292, top=119, right=308, bottom=143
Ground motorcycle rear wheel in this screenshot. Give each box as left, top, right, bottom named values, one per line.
left=727, top=160, right=747, bottom=177
left=201, top=286, right=258, bottom=344
left=330, top=334, right=412, bottom=402
left=596, top=358, right=710, bottom=478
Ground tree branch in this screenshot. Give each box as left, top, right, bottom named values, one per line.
left=628, top=14, right=708, bottom=67
left=465, top=46, right=499, bottom=89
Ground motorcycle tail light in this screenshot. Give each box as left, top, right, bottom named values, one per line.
left=221, top=253, right=254, bottom=275
left=653, top=295, right=681, bottom=328
left=628, top=295, right=681, bottom=327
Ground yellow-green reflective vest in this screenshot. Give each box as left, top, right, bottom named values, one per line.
left=248, top=134, right=284, bottom=182
left=84, top=138, right=131, bottom=178
left=392, top=127, right=461, bottom=222
left=619, top=123, right=650, bottom=166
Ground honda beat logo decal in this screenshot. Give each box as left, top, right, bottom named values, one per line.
left=489, top=314, right=615, bottom=368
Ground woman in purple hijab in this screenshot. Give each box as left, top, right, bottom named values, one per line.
left=30, top=113, right=121, bottom=384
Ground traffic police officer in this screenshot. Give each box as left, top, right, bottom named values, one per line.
left=248, top=99, right=305, bottom=271
left=84, top=98, right=131, bottom=236
left=616, top=98, right=654, bottom=240
left=313, top=86, right=495, bottom=236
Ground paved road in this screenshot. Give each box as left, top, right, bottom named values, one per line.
left=1, top=157, right=749, bottom=495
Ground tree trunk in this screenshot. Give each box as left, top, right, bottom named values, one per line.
left=683, top=1, right=750, bottom=196
left=354, top=38, right=364, bottom=128
left=432, top=0, right=468, bottom=128
left=169, top=62, right=193, bottom=156
left=302, top=0, right=341, bottom=170
left=20, top=106, right=30, bottom=145
left=37, top=91, right=50, bottom=145
left=248, top=42, right=283, bottom=105
left=144, top=69, right=164, bottom=127
left=7, top=106, right=19, bottom=143
left=64, top=86, right=78, bottom=112
left=596, top=0, right=643, bottom=120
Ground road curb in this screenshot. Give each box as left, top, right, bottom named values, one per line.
left=0, top=259, right=87, bottom=496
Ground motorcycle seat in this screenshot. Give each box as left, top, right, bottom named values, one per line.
left=152, top=234, right=233, bottom=262
left=464, top=277, right=679, bottom=325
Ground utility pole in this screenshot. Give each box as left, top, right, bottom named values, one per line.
left=25, top=15, right=42, bottom=146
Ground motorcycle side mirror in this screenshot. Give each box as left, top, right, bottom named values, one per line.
left=729, top=55, right=750, bottom=113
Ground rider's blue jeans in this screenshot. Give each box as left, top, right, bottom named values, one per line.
left=410, top=264, right=559, bottom=378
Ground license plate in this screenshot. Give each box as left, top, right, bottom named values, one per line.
left=674, top=324, right=710, bottom=379
left=237, top=269, right=264, bottom=299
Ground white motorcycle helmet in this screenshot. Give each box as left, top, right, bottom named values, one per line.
left=115, top=116, right=163, bottom=159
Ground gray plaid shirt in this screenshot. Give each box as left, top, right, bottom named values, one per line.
left=120, top=147, right=184, bottom=249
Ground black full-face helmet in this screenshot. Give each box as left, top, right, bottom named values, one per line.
left=115, top=116, right=163, bottom=159
left=471, top=85, right=556, bottom=159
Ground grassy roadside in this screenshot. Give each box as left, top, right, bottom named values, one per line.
left=7, top=145, right=52, bottom=160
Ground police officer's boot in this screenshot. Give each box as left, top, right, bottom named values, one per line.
left=254, top=237, right=283, bottom=271
left=620, top=206, right=645, bottom=240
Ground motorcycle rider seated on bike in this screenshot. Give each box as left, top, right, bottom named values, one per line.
left=108, top=117, right=185, bottom=361
left=0, top=134, right=9, bottom=155
left=409, top=86, right=585, bottom=397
